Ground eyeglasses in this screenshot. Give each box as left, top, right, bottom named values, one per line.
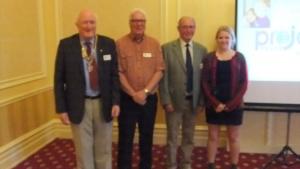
left=179, top=25, right=195, bottom=29
left=130, top=19, right=146, bottom=23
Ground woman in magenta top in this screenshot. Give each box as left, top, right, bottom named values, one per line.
left=201, top=26, right=248, bottom=169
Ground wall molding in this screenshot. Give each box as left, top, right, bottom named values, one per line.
left=0, top=85, right=52, bottom=107
left=177, top=0, right=181, bottom=20
left=160, top=0, right=168, bottom=43
left=0, top=0, right=47, bottom=90
left=54, top=0, right=62, bottom=42
left=53, top=120, right=214, bottom=146
left=0, top=120, right=57, bottom=169
left=0, top=119, right=211, bottom=169
left=266, top=112, right=274, bottom=146
left=0, top=72, right=46, bottom=90
left=37, top=0, right=48, bottom=80
left=1, top=117, right=294, bottom=169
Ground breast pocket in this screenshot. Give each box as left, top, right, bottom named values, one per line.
left=142, top=52, right=156, bottom=70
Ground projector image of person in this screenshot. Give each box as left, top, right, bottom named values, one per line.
left=245, top=8, right=270, bottom=28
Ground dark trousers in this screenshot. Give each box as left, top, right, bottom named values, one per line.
left=117, top=91, right=157, bottom=169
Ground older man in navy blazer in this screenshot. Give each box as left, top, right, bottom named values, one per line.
left=54, top=9, right=120, bottom=169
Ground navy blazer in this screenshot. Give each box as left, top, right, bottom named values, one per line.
left=54, top=34, right=120, bottom=124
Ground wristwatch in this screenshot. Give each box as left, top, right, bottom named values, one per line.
left=144, top=88, right=150, bottom=95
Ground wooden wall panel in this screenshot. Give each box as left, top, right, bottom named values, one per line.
left=0, top=0, right=46, bottom=89
left=0, top=90, right=55, bottom=146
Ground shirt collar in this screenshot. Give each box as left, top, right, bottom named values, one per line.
left=129, top=33, right=145, bottom=43
left=80, top=37, right=95, bottom=46
left=180, top=39, right=193, bottom=48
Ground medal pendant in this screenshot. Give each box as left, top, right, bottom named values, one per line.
left=86, top=57, right=91, bottom=62
left=88, top=65, right=93, bottom=72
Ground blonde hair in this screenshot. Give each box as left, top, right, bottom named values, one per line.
left=215, top=26, right=236, bottom=48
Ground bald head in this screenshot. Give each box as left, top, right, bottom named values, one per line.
left=177, top=16, right=195, bottom=28
left=177, top=16, right=196, bottom=43
left=76, top=9, right=96, bottom=24
left=129, top=8, right=147, bottom=21
left=76, top=9, right=97, bottom=40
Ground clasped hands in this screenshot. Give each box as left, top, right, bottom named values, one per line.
left=215, top=103, right=228, bottom=113
left=132, top=90, right=147, bottom=105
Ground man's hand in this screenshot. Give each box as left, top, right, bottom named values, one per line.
left=132, top=90, right=147, bottom=105
left=111, top=105, right=120, bottom=117
left=196, top=106, right=205, bottom=113
left=59, top=112, right=70, bottom=125
left=164, top=104, right=175, bottom=113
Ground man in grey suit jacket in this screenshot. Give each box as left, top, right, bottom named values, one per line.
left=159, top=16, right=207, bottom=169
left=54, top=9, right=120, bottom=169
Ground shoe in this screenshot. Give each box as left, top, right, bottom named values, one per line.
left=181, top=163, right=191, bottom=169
left=207, top=163, right=215, bottom=169
left=231, top=164, right=238, bottom=169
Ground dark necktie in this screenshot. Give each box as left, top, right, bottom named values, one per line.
left=85, top=41, right=99, bottom=91
left=185, top=43, right=193, bottom=93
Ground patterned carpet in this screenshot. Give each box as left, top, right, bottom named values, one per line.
left=13, top=138, right=300, bottom=169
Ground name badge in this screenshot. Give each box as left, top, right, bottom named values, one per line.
left=103, top=54, right=111, bottom=61
left=199, top=63, right=203, bottom=69
left=143, top=53, right=152, bottom=58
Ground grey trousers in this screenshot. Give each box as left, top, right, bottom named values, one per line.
left=165, top=100, right=196, bottom=169
left=71, top=99, right=112, bottom=169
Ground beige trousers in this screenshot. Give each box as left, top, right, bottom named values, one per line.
left=71, top=99, right=112, bottom=169
left=165, top=100, right=196, bottom=169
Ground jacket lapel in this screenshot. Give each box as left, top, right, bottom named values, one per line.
left=173, top=39, right=186, bottom=72
left=72, top=35, right=85, bottom=79
left=96, top=35, right=103, bottom=72
left=192, top=41, right=200, bottom=71
left=96, top=35, right=105, bottom=88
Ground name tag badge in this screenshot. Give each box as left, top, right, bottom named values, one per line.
left=199, top=63, right=203, bottom=69
left=103, top=54, right=111, bottom=61
left=143, top=53, right=152, bottom=58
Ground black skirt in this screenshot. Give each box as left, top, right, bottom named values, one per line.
left=205, top=108, right=243, bottom=125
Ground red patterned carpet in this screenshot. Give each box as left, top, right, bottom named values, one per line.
left=13, top=138, right=300, bottom=169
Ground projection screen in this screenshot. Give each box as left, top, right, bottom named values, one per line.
left=235, top=0, right=300, bottom=105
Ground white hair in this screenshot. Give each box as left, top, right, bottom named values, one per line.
left=129, top=8, right=147, bottom=20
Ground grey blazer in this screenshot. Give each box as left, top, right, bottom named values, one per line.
left=159, top=39, right=207, bottom=111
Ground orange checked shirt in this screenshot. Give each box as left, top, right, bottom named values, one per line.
left=117, top=34, right=165, bottom=93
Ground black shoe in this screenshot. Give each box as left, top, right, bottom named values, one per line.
left=231, top=164, right=238, bottom=169
left=207, top=163, right=215, bottom=169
